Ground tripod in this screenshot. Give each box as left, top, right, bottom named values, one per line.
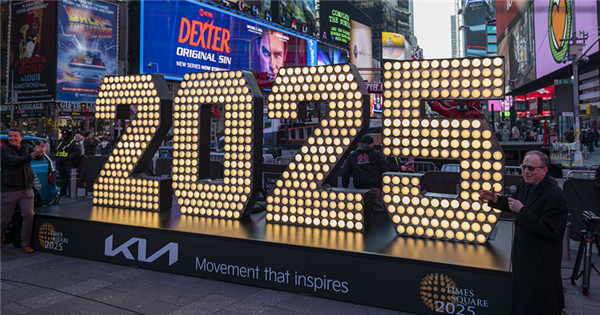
left=570, top=227, right=600, bottom=296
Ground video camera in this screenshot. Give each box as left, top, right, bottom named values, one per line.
left=583, top=210, right=600, bottom=232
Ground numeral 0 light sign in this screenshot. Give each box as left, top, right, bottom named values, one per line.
left=172, top=71, right=263, bottom=219
left=93, top=74, right=173, bottom=211
left=381, top=58, right=505, bottom=243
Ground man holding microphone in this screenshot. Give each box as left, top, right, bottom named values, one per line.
left=480, top=150, right=568, bottom=314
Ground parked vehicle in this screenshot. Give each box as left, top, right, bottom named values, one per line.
left=0, top=134, right=59, bottom=207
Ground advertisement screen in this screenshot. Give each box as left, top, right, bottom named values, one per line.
left=141, top=0, right=308, bottom=80
left=382, top=32, right=409, bottom=60
left=278, top=0, right=317, bottom=36
left=497, top=4, right=536, bottom=88
left=56, top=0, right=118, bottom=102
left=319, top=1, right=352, bottom=48
left=465, top=1, right=489, bottom=57
left=534, top=0, right=599, bottom=79
left=316, top=43, right=348, bottom=65
left=9, top=0, right=57, bottom=103
left=349, top=20, right=372, bottom=81
left=496, top=0, right=529, bottom=41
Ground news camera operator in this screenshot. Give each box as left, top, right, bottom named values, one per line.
left=479, top=150, right=568, bottom=315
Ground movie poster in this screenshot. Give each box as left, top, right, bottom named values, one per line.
left=56, top=0, right=118, bottom=102
left=9, top=0, right=57, bottom=103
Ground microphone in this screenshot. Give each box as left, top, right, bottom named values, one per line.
left=506, top=185, right=517, bottom=198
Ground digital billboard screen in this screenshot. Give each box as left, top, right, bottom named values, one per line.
left=496, top=0, right=529, bottom=41
left=319, top=1, right=352, bottom=48
left=497, top=4, right=536, bottom=89
left=9, top=0, right=57, bottom=103
left=534, top=0, right=599, bottom=79
left=382, top=32, right=409, bottom=60
left=56, top=0, right=118, bottom=102
left=141, top=0, right=308, bottom=80
left=316, top=43, right=348, bottom=65
left=349, top=19, right=372, bottom=81
left=278, top=0, right=317, bottom=36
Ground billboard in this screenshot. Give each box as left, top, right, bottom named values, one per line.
left=382, top=32, right=410, bottom=60
left=278, top=0, right=317, bottom=36
left=140, top=0, right=308, bottom=80
left=319, top=1, right=352, bottom=48
left=497, top=3, right=536, bottom=88
left=56, top=0, right=118, bottom=102
left=9, top=0, right=57, bottom=103
left=534, top=0, right=599, bottom=79
left=316, top=43, right=348, bottom=65
left=349, top=20, right=372, bottom=81
left=496, top=0, right=530, bottom=41
left=464, top=0, right=490, bottom=57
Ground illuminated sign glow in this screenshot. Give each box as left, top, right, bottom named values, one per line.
left=172, top=71, right=263, bottom=219
left=92, top=74, right=173, bottom=211
left=265, top=64, right=370, bottom=231
left=381, top=58, right=506, bottom=243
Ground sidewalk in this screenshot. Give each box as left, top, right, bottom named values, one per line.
left=2, top=244, right=600, bottom=314
left=1, top=247, right=405, bottom=315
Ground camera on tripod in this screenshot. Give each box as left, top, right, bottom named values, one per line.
left=583, top=210, right=600, bottom=232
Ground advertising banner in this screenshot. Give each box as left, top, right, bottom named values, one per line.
left=140, top=0, right=308, bottom=81
left=56, top=0, right=118, bottom=102
left=9, top=0, right=57, bottom=103
left=317, top=43, right=348, bottom=66
left=496, top=0, right=530, bottom=41
left=382, top=32, right=409, bottom=60
left=319, top=1, right=352, bottom=48
left=278, top=0, right=317, bottom=36
left=349, top=20, right=372, bottom=81
left=497, top=4, right=536, bottom=88
left=534, top=0, right=599, bottom=79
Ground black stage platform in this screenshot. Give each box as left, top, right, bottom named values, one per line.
left=33, top=199, right=513, bottom=314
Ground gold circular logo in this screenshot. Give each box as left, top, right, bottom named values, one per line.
left=38, top=222, right=56, bottom=246
left=420, top=273, right=457, bottom=310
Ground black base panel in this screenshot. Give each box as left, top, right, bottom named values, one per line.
left=33, top=199, right=513, bottom=314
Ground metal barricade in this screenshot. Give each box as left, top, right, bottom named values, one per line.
left=70, top=168, right=78, bottom=199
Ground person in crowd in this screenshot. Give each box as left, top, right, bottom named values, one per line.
left=252, top=29, right=288, bottom=80
left=495, top=125, right=503, bottom=142
left=593, top=128, right=599, bottom=147
left=55, top=130, right=81, bottom=197
left=1, top=128, right=46, bottom=253
left=501, top=126, right=511, bottom=142
left=479, top=151, right=567, bottom=314
left=342, top=135, right=390, bottom=212
left=99, top=137, right=113, bottom=156
left=83, top=132, right=99, bottom=156
left=565, top=128, right=575, bottom=143
left=511, top=126, right=520, bottom=141
left=74, top=133, right=84, bottom=155
left=524, top=128, right=536, bottom=142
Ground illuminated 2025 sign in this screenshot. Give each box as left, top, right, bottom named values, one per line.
left=92, top=58, right=505, bottom=244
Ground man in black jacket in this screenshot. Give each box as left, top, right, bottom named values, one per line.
left=480, top=150, right=568, bottom=314
left=1, top=128, right=46, bottom=253
left=342, top=135, right=390, bottom=212
left=55, top=130, right=81, bottom=197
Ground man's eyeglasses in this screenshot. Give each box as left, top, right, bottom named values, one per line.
left=520, top=164, right=545, bottom=171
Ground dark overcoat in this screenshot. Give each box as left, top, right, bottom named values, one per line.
left=491, top=175, right=568, bottom=315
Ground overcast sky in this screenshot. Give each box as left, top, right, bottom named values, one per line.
left=413, top=0, right=455, bottom=59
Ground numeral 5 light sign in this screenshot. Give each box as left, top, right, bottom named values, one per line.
left=92, top=58, right=505, bottom=244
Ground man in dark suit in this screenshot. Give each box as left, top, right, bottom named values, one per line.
left=480, top=150, right=568, bottom=315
